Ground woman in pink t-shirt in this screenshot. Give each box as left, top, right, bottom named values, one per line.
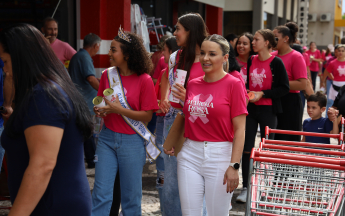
left=228, top=42, right=247, bottom=85
left=234, top=32, right=256, bottom=83
left=175, top=34, right=247, bottom=215
left=237, top=29, right=290, bottom=203
left=272, top=22, right=308, bottom=142
left=91, top=30, right=159, bottom=215
left=306, top=42, right=323, bottom=91
left=153, top=36, right=180, bottom=213
left=160, top=13, right=208, bottom=216
left=323, top=45, right=345, bottom=101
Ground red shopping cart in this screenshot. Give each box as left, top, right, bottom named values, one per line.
left=245, top=119, right=345, bottom=216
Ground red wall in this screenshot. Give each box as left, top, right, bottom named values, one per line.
left=205, top=4, right=223, bottom=35
left=80, top=0, right=131, bottom=68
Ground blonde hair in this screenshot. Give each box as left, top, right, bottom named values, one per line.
left=203, top=34, right=230, bottom=71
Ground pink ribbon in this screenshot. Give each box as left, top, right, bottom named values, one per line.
left=188, top=94, right=213, bottom=124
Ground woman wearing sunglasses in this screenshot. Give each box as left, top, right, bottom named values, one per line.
left=237, top=29, right=289, bottom=203
left=272, top=22, right=308, bottom=141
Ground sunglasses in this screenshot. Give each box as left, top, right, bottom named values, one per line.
left=275, top=37, right=279, bottom=41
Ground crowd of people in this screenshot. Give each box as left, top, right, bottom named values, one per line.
left=0, top=12, right=344, bottom=216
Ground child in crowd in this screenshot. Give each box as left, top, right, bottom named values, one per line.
left=302, top=92, right=339, bottom=144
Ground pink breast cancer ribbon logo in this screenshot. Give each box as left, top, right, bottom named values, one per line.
left=337, top=66, right=345, bottom=76
left=240, top=67, right=247, bottom=82
left=188, top=94, right=213, bottom=124
left=251, top=68, right=265, bottom=88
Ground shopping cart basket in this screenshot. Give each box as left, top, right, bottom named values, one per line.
left=245, top=121, right=345, bottom=216
left=245, top=149, right=345, bottom=216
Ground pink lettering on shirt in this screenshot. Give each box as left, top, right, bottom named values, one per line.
left=187, top=94, right=214, bottom=124
left=183, top=74, right=248, bottom=142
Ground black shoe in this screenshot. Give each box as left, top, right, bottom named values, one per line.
left=87, top=162, right=95, bottom=169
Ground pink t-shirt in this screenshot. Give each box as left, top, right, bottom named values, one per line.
left=50, top=39, right=77, bottom=63
left=248, top=55, right=274, bottom=106
left=166, top=51, right=204, bottom=109
left=272, top=50, right=308, bottom=93
left=97, top=70, right=159, bottom=134
left=237, top=58, right=248, bottom=83
left=229, top=71, right=249, bottom=101
left=303, top=53, right=311, bottom=67
left=152, top=56, right=168, bottom=79
left=155, top=68, right=167, bottom=117
left=326, top=59, right=345, bottom=82
left=306, top=49, right=321, bottom=71
left=183, top=74, right=248, bottom=142
left=229, top=70, right=245, bottom=85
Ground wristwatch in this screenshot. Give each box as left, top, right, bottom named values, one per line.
left=230, top=162, right=240, bottom=170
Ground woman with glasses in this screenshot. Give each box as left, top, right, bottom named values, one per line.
left=272, top=22, right=308, bottom=142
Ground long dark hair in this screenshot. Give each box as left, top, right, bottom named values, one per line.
left=0, top=24, right=93, bottom=140
left=234, top=32, right=256, bottom=57
left=165, top=36, right=180, bottom=53
left=115, top=32, right=153, bottom=75
left=177, top=13, right=208, bottom=87
left=229, top=43, right=241, bottom=72
left=275, top=22, right=298, bottom=45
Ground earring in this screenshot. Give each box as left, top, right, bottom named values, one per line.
left=223, top=62, right=226, bottom=65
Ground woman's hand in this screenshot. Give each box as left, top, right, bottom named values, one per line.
left=171, top=83, right=186, bottom=102
left=328, top=107, right=339, bottom=122
left=163, top=148, right=175, bottom=156
left=249, top=91, right=264, bottom=103
left=1, top=106, right=13, bottom=119
left=93, top=106, right=107, bottom=118
left=223, top=166, right=239, bottom=193
left=329, top=73, right=334, bottom=80
left=98, top=97, right=125, bottom=117
left=159, top=98, right=171, bottom=114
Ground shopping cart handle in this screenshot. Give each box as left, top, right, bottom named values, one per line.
left=262, top=138, right=343, bottom=149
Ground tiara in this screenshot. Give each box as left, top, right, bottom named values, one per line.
left=118, top=25, right=131, bottom=43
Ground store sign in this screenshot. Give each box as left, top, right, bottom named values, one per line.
left=297, top=0, right=309, bottom=46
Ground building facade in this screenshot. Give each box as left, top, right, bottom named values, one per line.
left=308, top=0, right=344, bottom=49
left=223, top=0, right=298, bottom=37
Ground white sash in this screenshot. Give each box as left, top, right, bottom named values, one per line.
left=168, top=50, right=184, bottom=106
left=106, top=67, right=161, bottom=161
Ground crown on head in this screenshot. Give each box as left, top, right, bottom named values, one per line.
left=118, top=25, right=131, bottom=43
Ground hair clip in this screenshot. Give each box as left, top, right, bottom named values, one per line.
left=118, top=25, right=131, bottom=43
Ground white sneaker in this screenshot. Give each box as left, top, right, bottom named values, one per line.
left=236, top=187, right=247, bottom=203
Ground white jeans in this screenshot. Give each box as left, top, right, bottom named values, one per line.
left=177, top=138, right=233, bottom=216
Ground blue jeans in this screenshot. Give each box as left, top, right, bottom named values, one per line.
left=91, top=125, right=146, bottom=216
left=0, top=126, right=4, bottom=173
left=147, top=113, right=157, bottom=134
left=326, top=79, right=334, bottom=118
left=162, top=108, right=207, bottom=216
left=155, top=115, right=165, bottom=214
